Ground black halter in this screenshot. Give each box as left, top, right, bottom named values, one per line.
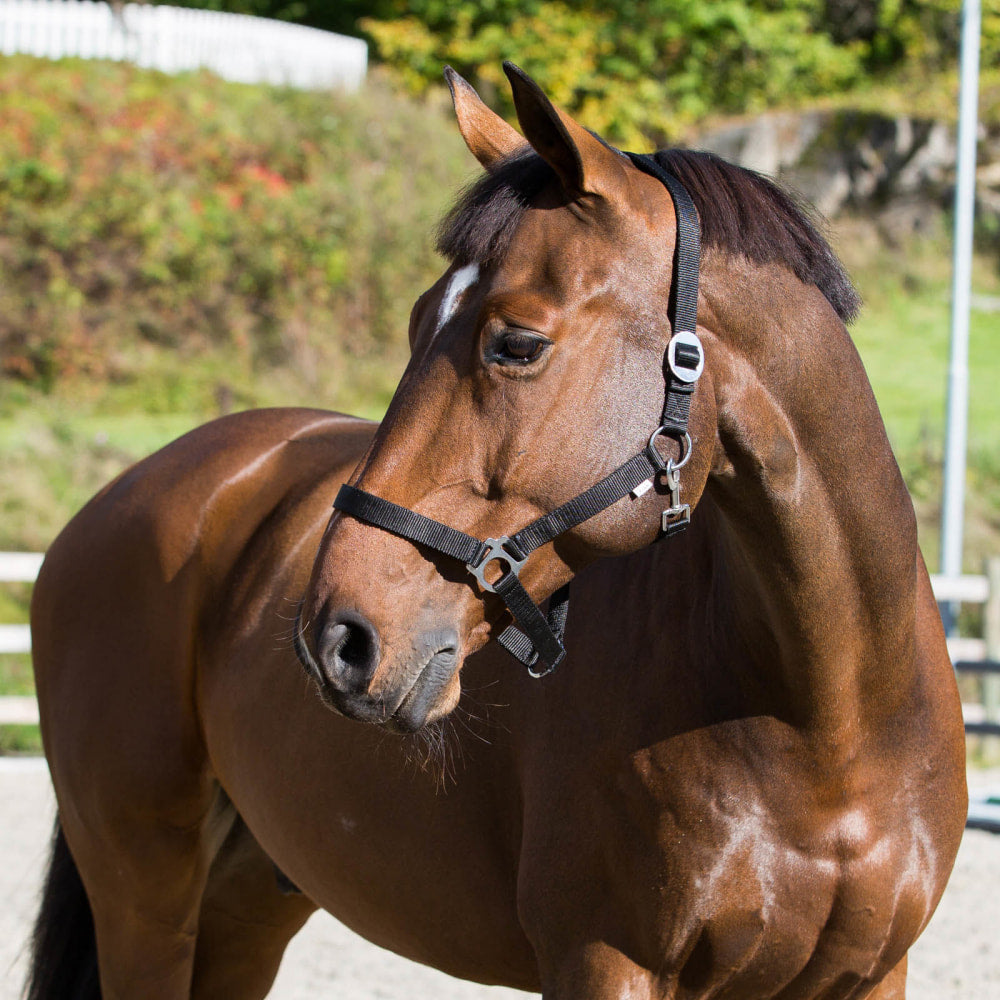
left=333, top=153, right=703, bottom=677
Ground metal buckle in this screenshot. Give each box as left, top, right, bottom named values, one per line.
left=466, top=537, right=527, bottom=594
left=661, top=503, right=691, bottom=535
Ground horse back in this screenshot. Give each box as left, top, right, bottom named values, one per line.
left=31, top=408, right=374, bottom=814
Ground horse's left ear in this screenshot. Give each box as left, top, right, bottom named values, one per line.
left=503, top=61, right=628, bottom=200
left=445, top=67, right=527, bottom=171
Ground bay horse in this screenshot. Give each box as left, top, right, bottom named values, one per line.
left=28, top=65, right=966, bottom=1000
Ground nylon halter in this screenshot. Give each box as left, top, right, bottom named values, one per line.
left=333, top=153, right=703, bottom=677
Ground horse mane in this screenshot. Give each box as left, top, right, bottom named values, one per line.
left=437, top=146, right=861, bottom=325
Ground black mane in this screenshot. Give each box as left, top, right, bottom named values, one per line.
left=437, top=147, right=861, bottom=325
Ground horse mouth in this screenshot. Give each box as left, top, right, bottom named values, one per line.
left=293, top=616, right=459, bottom=731
left=384, top=647, right=461, bottom=732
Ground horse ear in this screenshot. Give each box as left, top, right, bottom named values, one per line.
left=502, top=61, right=627, bottom=199
left=445, top=67, right=527, bottom=171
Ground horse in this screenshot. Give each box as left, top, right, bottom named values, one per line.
left=27, top=64, right=966, bottom=1000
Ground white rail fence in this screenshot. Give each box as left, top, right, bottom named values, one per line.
left=3, top=551, right=1000, bottom=731
left=0, top=552, right=42, bottom=659
left=0, top=552, right=43, bottom=729
left=0, top=0, right=367, bottom=89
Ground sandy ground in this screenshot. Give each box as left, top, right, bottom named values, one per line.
left=2, top=757, right=997, bottom=1000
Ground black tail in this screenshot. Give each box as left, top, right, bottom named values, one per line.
left=25, top=819, right=100, bottom=1000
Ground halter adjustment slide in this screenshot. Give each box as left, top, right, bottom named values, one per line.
left=667, top=330, right=704, bottom=383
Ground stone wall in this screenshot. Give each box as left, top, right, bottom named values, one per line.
left=693, top=109, right=1000, bottom=242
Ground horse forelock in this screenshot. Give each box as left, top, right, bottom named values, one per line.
left=437, top=146, right=860, bottom=325
left=436, top=149, right=556, bottom=268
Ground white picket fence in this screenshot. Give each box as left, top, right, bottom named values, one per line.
left=0, top=0, right=367, bottom=89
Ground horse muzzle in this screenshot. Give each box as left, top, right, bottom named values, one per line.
left=294, top=608, right=461, bottom=731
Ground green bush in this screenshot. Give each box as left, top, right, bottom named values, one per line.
left=0, top=56, right=471, bottom=402
left=362, top=1, right=861, bottom=147
left=147, top=1, right=1000, bottom=146
left=359, top=0, right=1000, bottom=146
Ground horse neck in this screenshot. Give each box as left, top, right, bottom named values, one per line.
left=697, top=258, right=919, bottom=744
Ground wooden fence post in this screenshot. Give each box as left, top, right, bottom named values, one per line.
left=982, top=556, right=1000, bottom=761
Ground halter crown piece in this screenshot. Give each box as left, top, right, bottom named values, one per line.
left=333, top=153, right=703, bottom=677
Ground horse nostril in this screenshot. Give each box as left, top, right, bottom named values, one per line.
left=317, top=612, right=380, bottom=688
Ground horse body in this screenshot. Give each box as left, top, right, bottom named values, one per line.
left=32, top=407, right=539, bottom=995
left=29, top=65, right=965, bottom=1000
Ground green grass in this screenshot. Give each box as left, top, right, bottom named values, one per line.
left=0, top=652, right=33, bottom=695
left=0, top=725, right=42, bottom=754
left=837, top=219, right=1000, bottom=571
left=846, top=230, right=1000, bottom=459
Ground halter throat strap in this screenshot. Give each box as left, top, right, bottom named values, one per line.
left=332, top=155, right=702, bottom=677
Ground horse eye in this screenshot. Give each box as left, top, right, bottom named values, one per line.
left=490, top=330, right=550, bottom=366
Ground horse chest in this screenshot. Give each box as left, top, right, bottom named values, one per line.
left=584, top=761, right=929, bottom=998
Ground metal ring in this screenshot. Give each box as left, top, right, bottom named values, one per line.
left=466, top=537, right=527, bottom=595
left=527, top=655, right=556, bottom=679
left=647, top=427, right=692, bottom=473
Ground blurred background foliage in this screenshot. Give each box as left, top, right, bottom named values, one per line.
left=0, top=56, right=473, bottom=555
left=0, top=57, right=469, bottom=406
left=167, top=0, right=1000, bottom=146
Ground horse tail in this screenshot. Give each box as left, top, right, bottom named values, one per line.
left=25, top=818, right=101, bottom=1000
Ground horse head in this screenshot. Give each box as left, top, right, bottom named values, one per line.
left=295, top=65, right=724, bottom=730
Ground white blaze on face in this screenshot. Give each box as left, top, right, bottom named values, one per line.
left=434, top=263, right=479, bottom=337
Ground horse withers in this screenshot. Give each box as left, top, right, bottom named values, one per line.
left=28, top=65, right=966, bottom=999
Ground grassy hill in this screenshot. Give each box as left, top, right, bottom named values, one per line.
left=841, top=217, right=1000, bottom=574
left=1, top=55, right=998, bottom=739
left=0, top=55, right=474, bottom=547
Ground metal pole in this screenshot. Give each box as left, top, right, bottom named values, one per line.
left=940, top=0, right=981, bottom=631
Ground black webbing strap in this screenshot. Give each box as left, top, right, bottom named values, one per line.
left=493, top=573, right=567, bottom=672
left=334, top=485, right=484, bottom=566
left=334, top=445, right=661, bottom=676
left=335, top=483, right=571, bottom=672
left=335, top=444, right=661, bottom=674
left=508, top=452, right=659, bottom=555
left=626, top=152, right=700, bottom=339
left=626, top=152, right=701, bottom=435
left=496, top=583, right=569, bottom=676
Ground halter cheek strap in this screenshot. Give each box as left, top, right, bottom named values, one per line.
left=333, top=154, right=703, bottom=677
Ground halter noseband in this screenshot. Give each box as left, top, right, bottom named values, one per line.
left=333, top=153, right=703, bottom=677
